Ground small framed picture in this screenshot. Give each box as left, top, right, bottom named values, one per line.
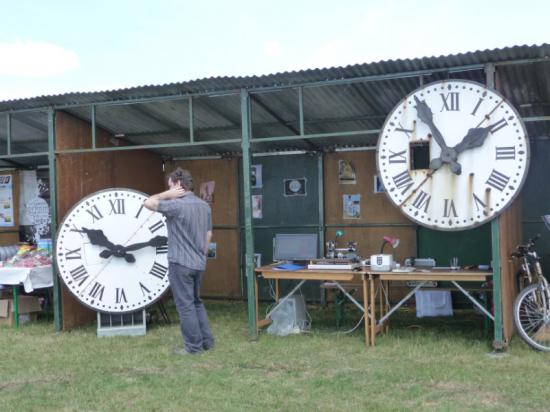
left=207, top=242, right=217, bottom=259
left=374, top=175, right=385, bottom=193
left=284, top=178, right=307, bottom=197
left=251, top=165, right=263, bottom=189
left=252, top=195, right=263, bottom=219
left=338, top=160, right=356, bottom=184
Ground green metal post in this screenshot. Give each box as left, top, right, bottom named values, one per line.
left=241, top=89, right=257, bottom=339
left=298, top=86, right=304, bottom=136
left=486, top=62, right=504, bottom=349
left=491, top=218, right=504, bottom=348
left=318, top=153, right=326, bottom=304
left=6, top=113, right=11, bottom=156
left=188, top=96, right=194, bottom=143
left=13, top=286, right=19, bottom=328
left=48, top=108, right=62, bottom=332
left=91, top=105, right=96, bottom=149
left=318, top=153, right=325, bottom=256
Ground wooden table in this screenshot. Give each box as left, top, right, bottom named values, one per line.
left=255, top=265, right=371, bottom=346
left=364, top=268, right=494, bottom=346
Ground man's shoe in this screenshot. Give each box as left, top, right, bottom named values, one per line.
left=173, top=347, right=192, bottom=356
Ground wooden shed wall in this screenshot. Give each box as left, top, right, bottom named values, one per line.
left=56, top=111, right=164, bottom=330
left=324, top=151, right=417, bottom=301
left=168, top=158, right=241, bottom=298
left=498, top=197, right=523, bottom=344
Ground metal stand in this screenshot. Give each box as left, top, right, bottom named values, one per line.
left=97, top=309, right=146, bottom=337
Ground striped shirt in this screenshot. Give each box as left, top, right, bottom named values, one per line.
left=157, top=192, right=212, bottom=271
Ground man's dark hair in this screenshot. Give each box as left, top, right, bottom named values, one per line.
left=168, top=168, right=194, bottom=191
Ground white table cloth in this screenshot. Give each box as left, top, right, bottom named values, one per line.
left=0, top=265, right=54, bottom=292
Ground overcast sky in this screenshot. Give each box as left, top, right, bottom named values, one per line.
left=0, top=0, right=548, bottom=101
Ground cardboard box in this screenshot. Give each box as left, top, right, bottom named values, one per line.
left=0, top=295, right=42, bottom=326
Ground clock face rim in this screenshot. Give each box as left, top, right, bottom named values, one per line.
left=54, top=187, right=170, bottom=314
left=375, top=79, right=530, bottom=231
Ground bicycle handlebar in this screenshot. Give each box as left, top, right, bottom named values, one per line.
left=511, top=234, right=541, bottom=258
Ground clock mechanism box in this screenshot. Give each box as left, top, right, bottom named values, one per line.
left=0, top=295, right=42, bottom=326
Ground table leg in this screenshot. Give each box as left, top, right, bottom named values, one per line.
left=379, top=278, right=384, bottom=334
left=13, top=286, right=19, bottom=328
left=370, top=274, right=376, bottom=346
left=362, top=274, right=370, bottom=347
left=275, top=279, right=280, bottom=302
left=384, top=280, right=390, bottom=334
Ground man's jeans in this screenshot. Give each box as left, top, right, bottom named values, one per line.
left=168, top=262, right=215, bottom=353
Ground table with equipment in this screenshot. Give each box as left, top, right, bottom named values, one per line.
left=364, top=268, right=494, bottom=346
left=255, top=264, right=372, bottom=346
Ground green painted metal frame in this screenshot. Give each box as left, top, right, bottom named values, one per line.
left=48, top=109, right=62, bottom=331
left=485, top=62, right=504, bottom=349
left=240, top=89, right=257, bottom=339
left=491, top=219, right=504, bottom=347
left=0, top=56, right=542, bottom=340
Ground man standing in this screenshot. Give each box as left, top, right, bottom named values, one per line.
left=144, top=168, right=215, bottom=355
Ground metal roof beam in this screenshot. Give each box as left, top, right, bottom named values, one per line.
left=250, top=94, right=318, bottom=150
left=120, top=103, right=187, bottom=133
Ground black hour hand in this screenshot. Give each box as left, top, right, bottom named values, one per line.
left=75, top=228, right=116, bottom=250
left=123, top=236, right=168, bottom=252
left=453, top=126, right=491, bottom=154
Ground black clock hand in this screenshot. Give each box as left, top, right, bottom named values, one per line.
left=99, top=236, right=168, bottom=263
left=122, top=236, right=168, bottom=252
left=75, top=228, right=116, bottom=251
left=414, top=96, right=462, bottom=175
left=453, top=126, right=492, bottom=154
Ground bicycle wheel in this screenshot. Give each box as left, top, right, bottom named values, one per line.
left=513, top=283, right=550, bottom=351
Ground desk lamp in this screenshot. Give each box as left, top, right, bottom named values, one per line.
left=380, top=236, right=400, bottom=254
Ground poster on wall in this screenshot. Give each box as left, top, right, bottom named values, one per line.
left=338, top=160, right=356, bottom=184
left=373, top=175, right=385, bottom=193
left=0, top=175, right=14, bottom=227
left=254, top=253, right=262, bottom=268
left=19, top=170, right=51, bottom=243
left=207, top=242, right=217, bottom=259
left=252, top=195, right=263, bottom=219
left=251, top=165, right=263, bottom=189
left=284, top=178, right=306, bottom=197
left=199, top=181, right=215, bottom=204
left=343, top=194, right=361, bottom=219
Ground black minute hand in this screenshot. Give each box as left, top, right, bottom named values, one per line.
left=122, top=236, right=168, bottom=252
left=414, top=96, right=462, bottom=175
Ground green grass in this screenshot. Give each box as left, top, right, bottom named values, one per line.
left=1, top=300, right=549, bottom=411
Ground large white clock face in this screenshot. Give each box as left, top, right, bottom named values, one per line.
left=377, top=79, right=530, bottom=231
left=55, top=188, right=169, bottom=313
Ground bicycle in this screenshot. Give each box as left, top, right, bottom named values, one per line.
left=511, top=234, right=550, bottom=351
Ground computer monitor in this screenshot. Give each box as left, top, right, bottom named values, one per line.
left=273, top=233, right=318, bottom=262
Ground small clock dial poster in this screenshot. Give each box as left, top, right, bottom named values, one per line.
left=284, top=178, right=306, bottom=196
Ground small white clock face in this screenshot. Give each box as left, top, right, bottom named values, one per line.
left=376, top=79, right=530, bottom=231
left=55, top=188, right=169, bottom=313
left=289, top=180, right=301, bottom=193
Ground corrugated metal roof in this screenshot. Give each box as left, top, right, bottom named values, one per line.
left=0, top=43, right=548, bottom=161
left=0, top=44, right=549, bottom=112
